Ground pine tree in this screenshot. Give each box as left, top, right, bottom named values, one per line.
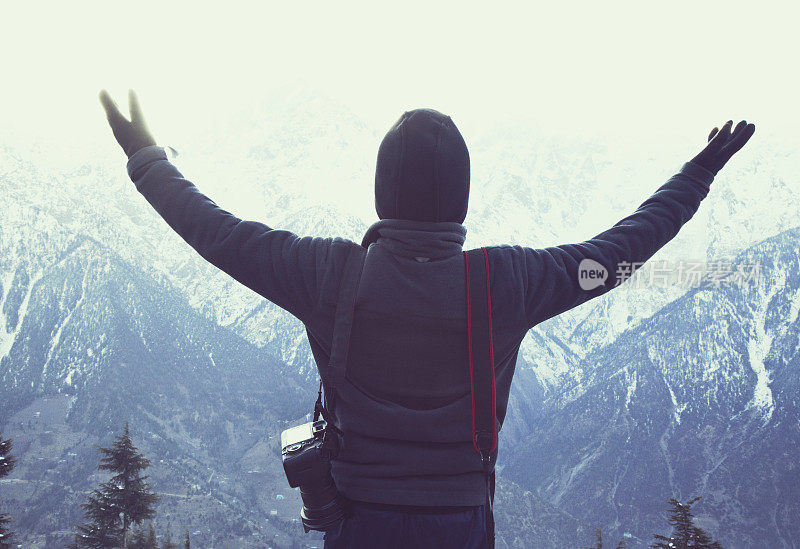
left=129, top=524, right=148, bottom=549
left=130, top=523, right=162, bottom=549
left=0, top=512, right=11, bottom=549
left=161, top=530, right=177, bottom=549
left=651, top=496, right=724, bottom=548
left=74, top=422, right=160, bottom=548
left=75, top=488, right=124, bottom=547
left=0, top=435, right=14, bottom=479
left=99, top=422, right=160, bottom=541
left=692, top=525, right=724, bottom=549
left=145, top=524, right=157, bottom=548
left=0, top=433, right=16, bottom=549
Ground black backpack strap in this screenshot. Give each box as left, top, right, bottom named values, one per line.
left=317, top=244, right=367, bottom=451
left=464, top=247, right=498, bottom=549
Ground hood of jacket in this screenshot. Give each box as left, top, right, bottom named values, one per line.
left=373, top=108, right=470, bottom=225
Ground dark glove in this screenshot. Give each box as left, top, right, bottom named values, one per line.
left=99, top=89, right=157, bottom=159
left=690, top=119, right=755, bottom=176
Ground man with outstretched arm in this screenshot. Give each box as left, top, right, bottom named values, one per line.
left=99, top=89, right=754, bottom=548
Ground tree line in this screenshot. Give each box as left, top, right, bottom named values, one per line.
left=0, top=432, right=16, bottom=549
left=3, top=424, right=727, bottom=547
left=0, top=424, right=190, bottom=548
left=582, top=496, right=724, bottom=548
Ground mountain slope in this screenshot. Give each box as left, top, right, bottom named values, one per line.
left=503, top=226, right=800, bottom=548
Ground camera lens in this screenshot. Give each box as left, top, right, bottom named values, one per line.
left=281, top=420, right=347, bottom=533
left=300, top=474, right=347, bottom=532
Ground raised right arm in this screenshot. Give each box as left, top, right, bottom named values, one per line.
left=515, top=120, right=755, bottom=328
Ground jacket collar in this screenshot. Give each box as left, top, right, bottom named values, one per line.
left=361, top=218, right=467, bottom=260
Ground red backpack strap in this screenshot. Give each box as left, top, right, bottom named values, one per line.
left=464, top=247, right=498, bottom=548
left=464, top=247, right=498, bottom=459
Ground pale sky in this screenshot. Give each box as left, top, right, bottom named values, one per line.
left=1, top=0, right=797, bottom=152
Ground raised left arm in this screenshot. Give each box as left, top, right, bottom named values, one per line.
left=100, top=89, right=334, bottom=322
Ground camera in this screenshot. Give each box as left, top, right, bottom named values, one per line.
left=281, top=419, right=347, bottom=533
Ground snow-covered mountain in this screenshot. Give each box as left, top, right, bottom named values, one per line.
left=503, top=226, right=800, bottom=548
left=1, top=85, right=798, bottom=547
left=0, top=196, right=319, bottom=545
left=5, top=86, right=796, bottom=390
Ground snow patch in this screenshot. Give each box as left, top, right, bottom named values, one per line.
left=43, top=268, right=88, bottom=380
left=623, top=368, right=637, bottom=411
left=0, top=269, right=15, bottom=359
left=0, top=269, right=42, bottom=363
left=789, top=287, right=800, bottom=326
left=744, top=277, right=779, bottom=423
left=659, top=426, right=677, bottom=495
left=666, top=381, right=680, bottom=425
left=663, top=376, right=687, bottom=425
left=552, top=449, right=597, bottom=507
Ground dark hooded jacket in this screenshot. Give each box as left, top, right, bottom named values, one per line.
left=126, top=109, right=715, bottom=506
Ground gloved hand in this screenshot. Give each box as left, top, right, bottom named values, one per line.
left=99, top=89, right=157, bottom=159
left=690, top=119, right=755, bottom=176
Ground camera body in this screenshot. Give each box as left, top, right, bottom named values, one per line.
left=281, top=419, right=347, bottom=533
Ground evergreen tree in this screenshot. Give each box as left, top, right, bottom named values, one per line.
left=99, top=423, right=160, bottom=540
left=145, top=524, right=157, bottom=548
left=130, top=523, right=161, bottom=549
left=651, top=497, right=724, bottom=548
left=0, top=512, right=11, bottom=549
left=75, top=489, right=124, bottom=547
left=0, top=435, right=14, bottom=479
left=129, top=524, right=148, bottom=549
left=0, top=434, right=16, bottom=549
left=74, top=422, right=160, bottom=548
left=183, top=531, right=189, bottom=549
left=161, top=530, right=177, bottom=549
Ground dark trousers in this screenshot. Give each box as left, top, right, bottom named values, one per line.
left=322, top=499, right=491, bottom=549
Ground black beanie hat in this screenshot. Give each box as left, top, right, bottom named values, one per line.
left=374, top=108, right=470, bottom=223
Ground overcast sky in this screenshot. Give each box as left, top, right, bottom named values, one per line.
left=1, top=0, right=797, bottom=153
